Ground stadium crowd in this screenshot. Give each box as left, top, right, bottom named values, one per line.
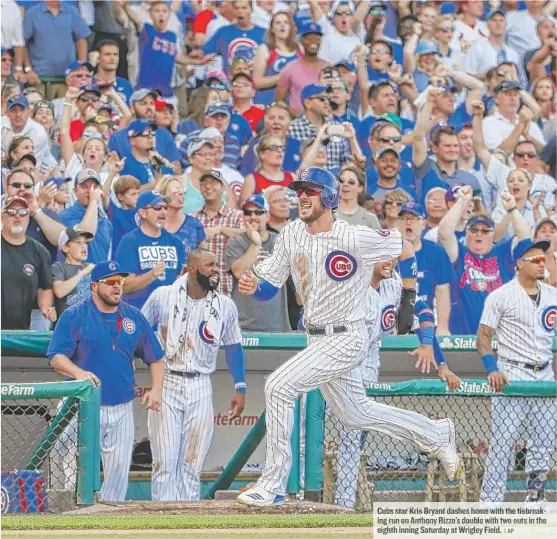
left=1, top=0, right=557, bottom=337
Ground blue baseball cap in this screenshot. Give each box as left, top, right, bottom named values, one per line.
left=127, top=119, right=157, bottom=137
left=487, top=8, right=505, bottom=19
left=79, top=83, right=101, bottom=96
left=494, top=80, right=522, bottom=94
left=415, top=40, right=439, bottom=56
left=513, top=238, right=551, bottom=262
left=136, top=190, right=171, bottom=211
left=205, top=102, right=231, bottom=117
left=301, top=84, right=328, bottom=103
left=334, top=59, right=356, bottom=72
left=242, top=194, right=269, bottom=212
left=91, top=261, right=129, bottom=282
left=297, top=21, right=324, bottom=38
left=400, top=202, right=424, bottom=218
left=7, top=94, right=29, bottom=110
left=375, top=147, right=400, bottom=159
left=205, top=70, right=231, bottom=91
left=45, top=176, right=72, bottom=189
left=65, top=60, right=93, bottom=78
left=467, top=215, right=495, bottom=229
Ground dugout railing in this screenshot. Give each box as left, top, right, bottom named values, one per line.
left=1, top=381, right=101, bottom=513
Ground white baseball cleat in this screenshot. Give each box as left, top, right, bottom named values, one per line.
left=237, top=485, right=286, bottom=507
left=434, top=418, right=461, bottom=482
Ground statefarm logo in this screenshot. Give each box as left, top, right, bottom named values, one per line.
left=0, top=384, right=35, bottom=397
left=438, top=337, right=499, bottom=350
left=447, top=381, right=494, bottom=394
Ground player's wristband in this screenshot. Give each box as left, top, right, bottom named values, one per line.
left=234, top=382, right=247, bottom=394
left=253, top=278, right=279, bottom=302
left=481, top=354, right=498, bottom=373
left=420, top=325, right=435, bottom=346
left=398, top=256, right=417, bottom=279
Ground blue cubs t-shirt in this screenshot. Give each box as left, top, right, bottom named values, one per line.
left=115, top=227, right=186, bottom=309
left=449, top=239, right=515, bottom=334
left=120, top=154, right=157, bottom=186
left=136, top=23, right=178, bottom=97
left=230, top=111, right=253, bottom=146
left=201, top=23, right=266, bottom=73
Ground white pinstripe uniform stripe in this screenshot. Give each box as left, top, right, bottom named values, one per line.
left=479, top=279, right=557, bottom=502
left=253, top=220, right=447, bottom=495
left=141, top=286, right=242, bottom=501
left=335, top=275, right=407, bottom=508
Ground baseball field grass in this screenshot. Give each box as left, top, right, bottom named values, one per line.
left=1, top=514, right=374, bottom=539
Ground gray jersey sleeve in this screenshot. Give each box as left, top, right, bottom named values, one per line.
left=141, top=286, right=171, bottom=328
left=356, top=227, right=403, bottom=266
left=479, top=289, right=504, bottom=330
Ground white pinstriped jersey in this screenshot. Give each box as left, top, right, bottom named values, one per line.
left=254, top=219, right=403, bottom=326
left=141, top=286, right=242, bottom=373
left=480, top=279, right=557, bottom=366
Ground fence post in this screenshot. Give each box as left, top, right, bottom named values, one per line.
left=286, top=397, right=301, bottom=494
left=304, top=389, right=325, bottom=501
left=77, top=383, right=100, bottom=505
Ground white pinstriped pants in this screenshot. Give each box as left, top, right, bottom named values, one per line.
left=100, top=401, right=135, bottom=502
left=257, top=321, right=444, bottom=495
left=481, top=362, right=557, bottom=503
left=148, top=373, right=214, bottom=501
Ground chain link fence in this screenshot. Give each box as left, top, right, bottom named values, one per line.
left=1, top=382, right=100, bottom=515
left=325, top=388, right=557, bottom=511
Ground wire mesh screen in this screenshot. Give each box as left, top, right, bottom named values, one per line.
left=325, top=394, right=557, bottom=511
left=1, top=397, right=80, bottom=514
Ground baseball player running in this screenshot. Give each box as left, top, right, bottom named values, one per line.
left=477, top=238, right=557, bottom=505
left=335, top=261, right=461, bottom=508
left=236, top=167, right=461, bottom=508
left=141, top=248, right=246, bottom=501
left=47, top=261, right=165, bottom=502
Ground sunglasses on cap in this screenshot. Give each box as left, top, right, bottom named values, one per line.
left=520, top=255, right=546, bottom=263
left=295, top=185, right=324, bottom=197
left=468, top=227, right=494, bottom=235
left=9, top=181, right=34, bottom=189
left=78, top=95, right=100, bottom=103
left=379, top=135, right=401, bottom=143
left=515, top=151, right=537, bottom=159
left=243, top=209, right=266, bottom=216
left=3, top=208, right=29, bottom=217
left=261, top=144, right=285, bottom=152
left=97, top=276, right=125, bottom=286
left=209, top=82, right=228, bottom=91
left=146, top=203, right=167, bottom=211
left=136, top=130, right=156, bottom=137
left=82, top=131, right=104, bottom=140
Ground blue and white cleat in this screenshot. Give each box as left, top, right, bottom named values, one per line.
left=237, top=485, right=285, bottom=507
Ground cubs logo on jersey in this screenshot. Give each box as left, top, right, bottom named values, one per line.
left=123, top=318, right=136, bottom=335
left=230, top=182, right=243, bottom=197
left=325, top=251, right=357, bottom=282
left=199, top=321, right=216, bottom=344
left=381, top=305, right=397, bottom=332
left=541, top=306, right=557, bottom=332
left=375, top=229, right=391, bottom=238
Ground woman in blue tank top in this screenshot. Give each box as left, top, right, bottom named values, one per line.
left=253, top=11, right=301, bottom=107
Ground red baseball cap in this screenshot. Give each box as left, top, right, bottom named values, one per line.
left=154, top=99, right=174, bottom=111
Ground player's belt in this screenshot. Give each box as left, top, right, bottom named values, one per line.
left=167, top=370, right=202, bottom=378
left=505, top=360, right=550, bottom=373
left=305, top=324, right=348, bottom=336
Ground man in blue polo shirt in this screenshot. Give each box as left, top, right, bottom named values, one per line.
left=396, top=202, right=456, bottom=336
left=108, top=89, right=181, bottom=172
left=115, top=190, right=185, bottom=309
left=47, top=260, right=164, bottom=502
left=58, top=169, right=112, bottom=264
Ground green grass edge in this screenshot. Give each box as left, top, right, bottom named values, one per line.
left=2, top=514, right=373, bottom=531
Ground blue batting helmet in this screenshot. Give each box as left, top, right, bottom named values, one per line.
left=289, top=167, right=339, bottom=209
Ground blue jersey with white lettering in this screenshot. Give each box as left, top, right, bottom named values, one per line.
left=201, top=23, right=266, bottom=73
left=136, top=23, right=178, bottom=97
left=414, top=240, right=456, bottom=308
left=450, top=239, right=514, bottom=334
left=47, top=298, right=163, bottom=405
left=115, top=228, right=186, bottom=309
